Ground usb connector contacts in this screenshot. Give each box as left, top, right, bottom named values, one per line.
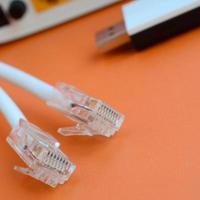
left=96, top=0, right=200, bottom=50
left=96, top=21, right=130, bottom=50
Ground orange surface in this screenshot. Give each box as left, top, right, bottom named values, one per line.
left=0, top=2, right=200, bottom=200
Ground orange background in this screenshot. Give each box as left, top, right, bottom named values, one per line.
left=0, top=1, right=200, bottom=200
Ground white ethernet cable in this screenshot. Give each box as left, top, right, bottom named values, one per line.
left=0, top=62, right=125, bottom=137
left=0, top=87, right=75, bottom=187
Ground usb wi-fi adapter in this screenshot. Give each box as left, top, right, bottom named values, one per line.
left=96, top=0, right=200, bottom=50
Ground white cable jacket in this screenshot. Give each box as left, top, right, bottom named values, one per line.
left=0, top=87, right=27, bottom=128
left=0, top=62, right=54, bottom=102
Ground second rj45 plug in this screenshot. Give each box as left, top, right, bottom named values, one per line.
left=0, top=61, right=124, bottom=187
left=0, top=87, right=75, bottom=187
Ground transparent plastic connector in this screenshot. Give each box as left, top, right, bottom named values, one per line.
left=7, top=119, right=76, bottom=187
left=47, top=83, right=125, bottom=137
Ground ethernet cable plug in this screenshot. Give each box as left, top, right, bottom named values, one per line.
left=96, top=0, right=200, bottom=51
left=0, top=87, right=75, bottom=187
left=47, top=82, right=124, bottom=137
left=8, top=119, right=75, bottom=187
left=0, top=62, right=125, bottom=137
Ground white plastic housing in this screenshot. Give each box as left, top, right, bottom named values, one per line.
left=122, top=0, right=200, bottom=36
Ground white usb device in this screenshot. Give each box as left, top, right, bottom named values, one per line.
left=0, top=87, right=75, bottom=187
left=96, top=0, right=200, bottom=50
